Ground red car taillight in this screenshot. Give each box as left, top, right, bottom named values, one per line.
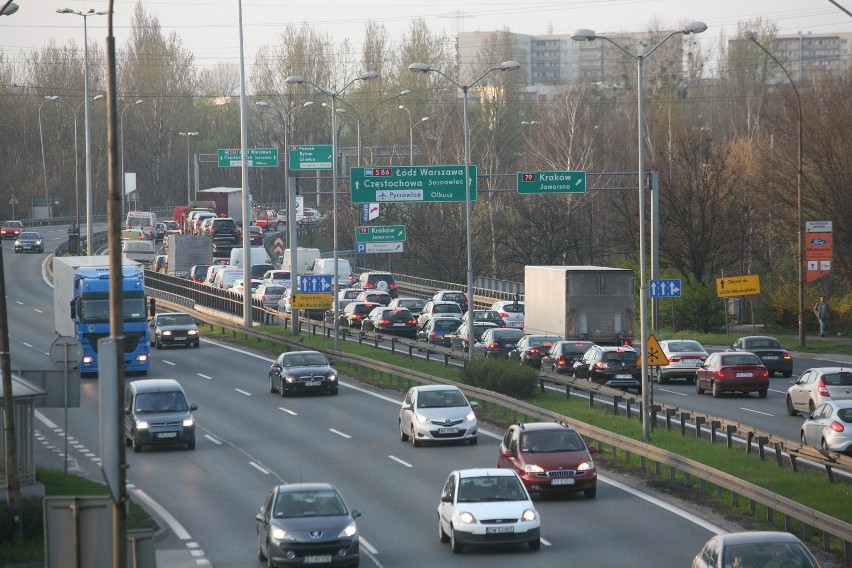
left=594, top=361, right=607, bottom=369
left=498, top=312, right=509, bottom=318
left=389, top=283, right=398, bottom=290
left=817, top=379, right=830, bottom=397
left=830, top=421, right=845, bottom=433
left=364, top=283, right=376, bottom=289
left=489, top=342, right=500, bottom=349
left=714, top=370, right=726, bottom=379
left=529, top=348, right=541, bottom=355
left=668, top=356, right=681, bottom=363
left=407, top=319, right=417, bottom=325
left=429, top=332, right=439, bottom=340
left=378, top=319, right=391, bottom=326
left=783, top=353, right=793, bottom=360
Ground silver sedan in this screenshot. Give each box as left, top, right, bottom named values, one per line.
left=399, top=385, right=478, bottom=447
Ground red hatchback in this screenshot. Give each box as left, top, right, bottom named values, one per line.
left=696, top=352, right=770, bottom=398
left=497, top=422, right=598, bottom=498
left=1, top=220, right=24, bottom=239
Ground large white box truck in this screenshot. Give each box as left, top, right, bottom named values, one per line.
left=524, top=266, right=635, bottom=346
left=165, top=234, right=213, bottom=277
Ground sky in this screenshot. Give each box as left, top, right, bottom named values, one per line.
left=1, top=0, right=851, bottom=73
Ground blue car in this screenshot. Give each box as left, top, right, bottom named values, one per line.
left=417, top=317, right=462, bottom=347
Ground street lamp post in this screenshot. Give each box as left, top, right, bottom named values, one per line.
left=572, top=22, right=707, bottom=442
left=58, top=7, right=108, bottom=255
left=746, top=31, right=805, bottom=348
left=398, top=105, right=413, bottom=164
left=283, top=101, right=315, bottom=335
left=408, top=60, right=521, bottom=359
left=411, top=116, right=430, bottom=165
left=0, top=2, right=19, bottom=15
left=285, top=71, right=379, bottom=351
left=120, top=99, right=143, bottom=214
left=74, top=96, right=105, bottom=247
left=38, top=96, right=60, bottom=219
left=178, top=132, right=199, bottom=205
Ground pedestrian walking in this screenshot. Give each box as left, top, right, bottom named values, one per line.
left=814, top=296, right=830, bottom=337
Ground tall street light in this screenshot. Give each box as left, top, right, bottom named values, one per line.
left=0, top=2, right=18, bottom=16
left=398, top=105, right=413, bottom=164
left=408, top=60, right=521, bottom=359
left=572, top=21, right=707, bottom=442
left=746, top=30, right=805, bottom=348
left=178, top=132, right=199, bottom=204
left=283, top=101, right=315, bottom=335
left=74, top=96, right=105, bottom=247
left=120, top=99, right=143, bottom=214
left=285, top=70, right=379, bottom=351
left=38, top=96, right=60, bottom=219
left=58, top=7, right=107, bottom=255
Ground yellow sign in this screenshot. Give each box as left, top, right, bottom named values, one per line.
left=291, top=293, right=333, bottom=310
left=637, top=333, right=670, bottom=367
left=715, top=274, right=761, bottom=298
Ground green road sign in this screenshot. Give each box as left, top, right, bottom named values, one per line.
left=218, top=148, right=279, bottom=167
left=289, top=145, right=333, bottom=170
left=350, top=165, right=477, bottom=204
left=355, top=225, right=406, bottom=243
left=517, top=171, right=587, bottom=194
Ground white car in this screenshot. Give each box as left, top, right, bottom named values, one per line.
left=438, top=468, right=540, bottom=553
left=491, top=300, right=525, bottom=328
left=399, top=385, right=478, bottom=446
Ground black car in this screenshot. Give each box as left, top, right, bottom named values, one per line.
left=447, top=321, right=500, bottom=352
left=508, top=334, right=563, bottom=368
left=335, top=301, right=380, bottom=328
left=417, top=317, right=462, bottom=347
left=472, top=327, right=526, bottom=358
left=541, top=340, right=596, bottom=374
left=573, top=345, right=641, bottom=390
left=728, top=335, right=793, bottom=377
left=360, top=307, right=418, bottom=338
left=267, top=350, right=338, bottom=396
left=149, top=312, right=200, bottom=348
left=206, top=217, right=239, bottom=243
left=256, top=483, right=361, bottom=567
left=14, top=231, right=44, bottom=253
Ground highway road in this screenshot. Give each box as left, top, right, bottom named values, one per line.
left=1, top=230, right=840, bottom=567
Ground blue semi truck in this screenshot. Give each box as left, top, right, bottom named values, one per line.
left=53, top=256, right=151, bottom=375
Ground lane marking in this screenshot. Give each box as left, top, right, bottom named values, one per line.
left=34, top=308, right=43, bottom=314
left=197, top=373, right=213, bottom=380
left=235, top=388, right=251, bottom=396
left=203, top=435, right=222, bottom=445
left=23, top=342, right=32, bottom=348
left=35, top=411, right=58, bottom=430
left=278, top=407, right=298, bottom=416
left=130, top=487, right=192, bottom=540
left=249, top=462, right=270, bottom=474
left=15, top=301, right=23, bottom=305
left=658, top=388, right=687, bottom=396
left=540, top=537, right=552, bottom=546
left=388, top=455, right=412, bottom=467
left=329, top=429, right=351, bottom=439
left=741, top=407, right=774, bottom=417
left=163, top=360, right=176, bottom=366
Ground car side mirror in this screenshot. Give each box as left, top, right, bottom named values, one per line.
left=469, top=401, right=479, bottom=408
left=440, top=494, right=452, bottom=503
left=190, top=403, right=198, bottom=411
left=500, top=448, right=513, bottom=458
left=327, top=359, right=336, bottom=366
left=401, top=403, right=412, bottom=411
left=588, top=446, right=599, bottom=455
left=350, top=508, right=362, bottom=519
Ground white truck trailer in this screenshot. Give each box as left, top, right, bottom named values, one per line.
left=524, top=265, right=635, bottom=346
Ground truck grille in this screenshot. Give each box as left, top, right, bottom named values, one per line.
left=84, top=331, right=146, bottom=353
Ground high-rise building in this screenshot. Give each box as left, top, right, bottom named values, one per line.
left=729, top=31, right=852, bottom=82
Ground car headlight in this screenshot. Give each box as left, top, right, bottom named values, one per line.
left=14, top=240, right=20, bottom=245
left=136, top=420, right=149, bottom=430
left=187, top=329, right=198, bottom=336
left=521, top=508, right=537, bottom=522
left=338, top=522, right=357, bottom=538
left=36, top=240, right=43, bottom=246
left=136, top=354, right=148, bottom=363
left=577, top=460, right=595, bottom=471
left=270, top=527, right=292, bottom=541
left=162, top=330, right=172, bottom=336
left=283, top=375, right=296, bottom=383
left=328, top=374, right=338, bottom=382
left=464, top=411, right=476, bottom=422
left=182, top=417, right=195, bottom=427
left=524, top=464, right=545, bottom=473
left=457, top=512, right=477, bottom=524
left=415, top=413, right=430, bottom=424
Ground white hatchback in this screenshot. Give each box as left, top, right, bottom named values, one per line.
left=491, top=300, right=525, bottom=328
left=438, top=468, right=540, bottom=554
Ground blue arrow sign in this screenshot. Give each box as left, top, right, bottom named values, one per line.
left=649, top=279, right=682, bottom=298
left=300, top=274, right=333, bottom=293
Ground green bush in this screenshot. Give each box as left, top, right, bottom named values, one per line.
left=459, top=358, right=538, bottom=399
left=673, top=281, right=725, bottom=332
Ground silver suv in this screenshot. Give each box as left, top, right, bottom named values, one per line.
left=357, top=271, right=398, bottom=298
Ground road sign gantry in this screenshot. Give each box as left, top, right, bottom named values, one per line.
left=350, top=165, right=478, bottom=203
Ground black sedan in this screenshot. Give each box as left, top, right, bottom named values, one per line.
left=507, top=334, right=562, bottom=368
left=268, top=350, right=338, bottom=396
left=148, top=312, right=200, bottom=348
left=14, top=231, right=44, bottom=253
left=256, top=483, right=361, bottom=567
left=360, top=307, right=418, bottom=338
left=472, top=328, right=525, bottom=358
left=541, top=340, right=596, bottom=374
left=573, top=345, right=641, bottom=391
left=728, top=335, right=793, bottom=377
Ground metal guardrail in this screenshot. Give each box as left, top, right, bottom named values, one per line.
left=149, top=295, right=852, bottom=561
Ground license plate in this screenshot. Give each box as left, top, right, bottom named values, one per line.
left=157, top=432, right=178, bottom=439
left=762, top=355, right=779, bottom=360
left=174, top=337, right=186, bottom=341
left=304, top=555, right=332, bottom=564
left=615, top=374, right=633, bottom=379
left=551, top=478, right=575, bottom=485
left=735, top=372, right=752, bottom=378
left=304, top=381, right=321, bottom=387
left=486, top=526, right=515, bottom=534
left=438, top=427, right=459, bottom=434
left=393, top=323, right=406, bottom=327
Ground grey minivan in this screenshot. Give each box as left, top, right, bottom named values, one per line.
left=125, top=379, right=197, bottom=452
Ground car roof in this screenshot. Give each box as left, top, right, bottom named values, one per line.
left=129, top=378, right=184, bottom=393
left=412, top=384, right=463, bottom=393
left=282, top=350, right=325, bottom=357
left=274, top=482, right=337, bottom=494
left=514, top=421, right=577, bottom=433
left=456, top=468, right=517, bottom=479
left=599, top=345, right=636, bottom=352
left=717, top=531, right=807, bottom=546
left=432, top=301, right=461, bottom=306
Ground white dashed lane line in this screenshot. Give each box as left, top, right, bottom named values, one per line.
left=329, top=429, right=351, bottom=439
left=279, top=407, right=298, bottom=415
left=388, top=455, right=412, bottom=467
left=235, top=388, right=251, bottom=396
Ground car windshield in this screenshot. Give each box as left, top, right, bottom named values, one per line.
left=603, top=350, right=637, bottom=363
left=520, top=430, right=585, bottom=453
left=400, top=299, right=425, bottom=310
left=158, top=314, right=194, bottom=326
left=721, top=354, right=762, bottom=366
left=666, top=340, right=704, bottom=352
left=561, top=342, right=593, bottom=355
left=19, top=232, right=39, bottom=239
left=285, top=353, right=328, bottom=367
left=493, top=330, right=524, bottom=341
left=384, top=310, right=412, bottom=322
left=457, top=476, right=526, bottom=502
left=135, top=391, right=188, bottom=413
left=745, top=338, right=782, bottom=349
left=434, top=304, right=460, bottom=314
left=501, top=303, right=524, bottom=314
left=723, top=543, right=817, bottom=568
left=443, top=293, right=465, bottom=302
left=434, top=319, right=461, bottom=331
left=417, top=389, right=467, bottom=408
left=836, top=408, right=852, bottom=422
left=823, top=372, right=852, bottom=386
left=529, top=336, right=560, bottom=347
left=274, top=490, right=346, bottom=518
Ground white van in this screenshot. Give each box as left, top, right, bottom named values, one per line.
left=125, top=211, right=157, bottom=239
left=229, top=246, right=271, bottom=269
left=122, top=239, right=157, bottom=265
left=308, top=258, right=352, bottom=286
left=279, top=247, right=321, bottom=275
